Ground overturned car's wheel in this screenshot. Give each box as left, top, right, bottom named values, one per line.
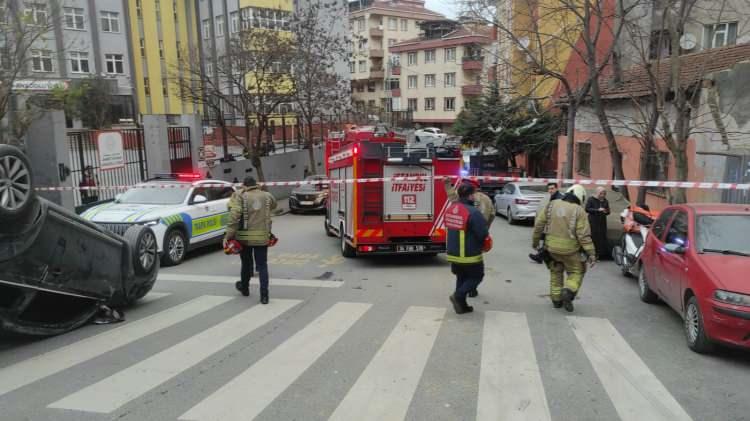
left=0, top=145, right=35, bottom=224
left=125, top=225, right=159, bottom=276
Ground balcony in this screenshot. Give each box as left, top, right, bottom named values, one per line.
left=370, top=27, right=383, bottom=37
left=369, top=49, right=384, bottom=58
left=462, top=84, right=482, bottom=96
left=391, top=89, right=401, bottom=97
left=462, top=56, right=484, bottom=71
left=391, top=65, right=401, bottom=75
left=370, top=68, right=385, bottom=79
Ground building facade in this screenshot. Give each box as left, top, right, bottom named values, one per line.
left=389, top=20, right=491, bottom=128
left=348, top=0, right=444, bottom=114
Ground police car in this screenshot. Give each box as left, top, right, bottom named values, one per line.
left=81, top=174, right=236, bottom=266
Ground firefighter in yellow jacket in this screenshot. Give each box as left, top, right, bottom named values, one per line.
left=532, top=185, right=596, bottom=312
left=225, top=176, right=277, bottom=304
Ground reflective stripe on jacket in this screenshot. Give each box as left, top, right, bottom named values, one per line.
left=446, top=199, right=489, bottom=264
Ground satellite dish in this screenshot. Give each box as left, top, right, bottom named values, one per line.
left=680, top=33, right=697, bottom=50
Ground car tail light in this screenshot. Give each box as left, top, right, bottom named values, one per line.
left=358, top=245, right=375, bottom=253
left=515, top=198, right=530, bottom=205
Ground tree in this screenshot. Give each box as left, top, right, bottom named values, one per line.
left=52, top=76, right=115, bottom=129
left=0, top=1, right=59, bottom=145
left=289, top=1, right=350, bottom=175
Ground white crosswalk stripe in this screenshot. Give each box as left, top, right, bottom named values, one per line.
left=179, top=302, right=372, bottom=421
left=157, top=273, right=343, bottom=288
left=49, top=299, right=302, bottom=413
left=477, top=311, right=551, bottom=421
left=329, top=306, right=445, bottom=421
left=568, top=316, right=693, bottom=421
left=0, top=295, right=231, bottom=398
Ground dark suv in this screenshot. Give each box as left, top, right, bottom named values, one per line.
left=0, top=145, right=159, bottom=336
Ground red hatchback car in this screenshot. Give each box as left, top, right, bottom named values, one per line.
left=638, top=204, right=750, bottom=353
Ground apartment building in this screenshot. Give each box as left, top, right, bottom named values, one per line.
left=389, top=20, right=492, bottom=129
left=349, top=0, right=444, bottom=113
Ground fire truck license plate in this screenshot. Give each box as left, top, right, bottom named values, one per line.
left=397, top=245, right=425, bottom=252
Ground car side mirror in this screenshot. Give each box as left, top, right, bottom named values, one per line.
left=664, top=243, right=686, bottom=254
left=193, top=194, right=208, bottom=204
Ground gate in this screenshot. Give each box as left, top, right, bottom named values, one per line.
left=68, top=129, right=148, bottom=208
left=167, top=127, right=193, bottom=173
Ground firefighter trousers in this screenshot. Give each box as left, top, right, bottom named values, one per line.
left=546, top=252, right=586, bottom=302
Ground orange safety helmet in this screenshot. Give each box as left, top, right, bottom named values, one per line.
left=224, top=239, right=243, bottom=255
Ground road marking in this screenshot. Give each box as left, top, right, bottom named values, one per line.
left=568, top=317, right=693, bottom=421
left=157, top=274, right=343, bottom=288
left=0, top=296, right=231, bottom=398
left=476, top=311, right=551, bottom=421
left=139, top=292, right=171, bottom=303
left=49, top=299, right=301, bottom=413
left=180, top=302, right=371, bottom=421
left=328, top=306, right=445, bottom=421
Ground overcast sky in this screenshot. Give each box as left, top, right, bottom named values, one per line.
left=424, top=0, right=459, bottom=18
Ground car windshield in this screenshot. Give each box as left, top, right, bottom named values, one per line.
left=696, top=215, right=750, bottom=255
left=520, top=185, right=548, bottom=194
left=117, top=184, right=189, bottom=205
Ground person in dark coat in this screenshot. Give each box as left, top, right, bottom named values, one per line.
left=547, top=182, right=563, bottom=201
left=585, top=187, right=611, bottom=259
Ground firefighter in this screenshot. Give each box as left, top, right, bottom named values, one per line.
left=444, top=177, right=494, bottom=297
left=532, top=184, right=596, bottom=312
left=445, top=183, right=490, bottom=314
left=225, top=176, right=277, bottom=304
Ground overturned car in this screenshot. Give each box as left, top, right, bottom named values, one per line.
left=0, top=145, right=159, bottom=336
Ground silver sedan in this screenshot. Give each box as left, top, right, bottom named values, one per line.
left=493, top=183, right=548, bottom=224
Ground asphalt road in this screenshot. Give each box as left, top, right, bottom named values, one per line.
left=1, top=211, right=749, bottom=421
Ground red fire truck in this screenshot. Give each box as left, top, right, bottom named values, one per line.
left=324, top=126, right=462, bottom=257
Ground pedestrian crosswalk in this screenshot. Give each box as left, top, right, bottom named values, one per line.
left=0, top=293, right=695, bottom=421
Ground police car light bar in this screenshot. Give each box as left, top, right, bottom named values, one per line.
left=150, top=173, right=203, bottom=181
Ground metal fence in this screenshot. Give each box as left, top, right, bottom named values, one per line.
left=167, top=126, right=192, bottom=173
left=67, top=129, right=148, bottom=207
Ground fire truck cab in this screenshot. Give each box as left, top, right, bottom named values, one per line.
left=324, top=125, right=461, bottom=257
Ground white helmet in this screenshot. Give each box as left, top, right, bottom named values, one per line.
left=567, top=184, right=587, bottom=205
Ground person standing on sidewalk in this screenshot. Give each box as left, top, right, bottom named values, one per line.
left=445, top=183, right=490, bottom=314
left=225, top=176, right=277, bottom=304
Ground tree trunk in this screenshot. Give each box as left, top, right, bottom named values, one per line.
left=219, top=115, right=229, bottom=159
left=673, top=148, right=688, bottom=204
left=306, top=117, right=317, bottom=175
left=590, top=73, right=629, bottom=200
left=636, top=144, right=651, bottom=206
left=253, top=118, right=266, bottom=182
left=562, top=106, right=576, bottom=179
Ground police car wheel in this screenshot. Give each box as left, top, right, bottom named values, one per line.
left=0, top=145, right=35, bottom=223
left=124, top=225, right=159, bottom=276
left=162, top=229, right=187, bottom=266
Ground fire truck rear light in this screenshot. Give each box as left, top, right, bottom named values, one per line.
left=515, top=198, right=530, bottom=205
left=358, top=245, right=375, bottom=253
left=353, top=146, right=359, bottom=155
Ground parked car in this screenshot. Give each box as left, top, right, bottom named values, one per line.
left=80, top=175, right=236, bottom=266
left=493, top=182, right=547, bottom=224
left=289, top=175, right=329, bottom=214
left=638, top=204, right=750, bottom=353
left=414, top=127, right=447, bottom=144
left=0, top=145, right=159, bottom=336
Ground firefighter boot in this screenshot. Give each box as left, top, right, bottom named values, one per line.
left=552, top=301, right=563, bottom=309
left=468, top=289, right=478, bottom=298
left=561, top=288, right=575, bottom=312
left=449, top=294, right=470, bottom=314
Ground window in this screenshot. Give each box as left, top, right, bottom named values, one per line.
left=139, top=38, right=145, bottom=57
left=705, top=22, right=737, bottom=49
left=388, top=17, right=397, bottom=30
left=358, top=38, right=367, bottom=50
left=400, top=19, right=407, bottom=31
left=408, top=98, right=417, bottom=111
left=646, top=151, right=669, bottom=193
left=651, top=209, right=675, bottom=240
left=576, top=142, right=591, bottom=176
left=386, top=78, right=399, bottom=90
left=173, top=0, right=179, bottom=20
left=176, top=41, right=181, bottom=58
left=665, top=211, right=688, bottom=246
left=105, top=54, right=124, bottom=74
left=31, top=50, right=53, bottom=72
left=24, top=3, right=47, bottom=25
left=162, top=78, right=169, bottom=96
left=424, top=74, right=435, bottom=87
left=424, top=49, right=436, bottom=63
left=424, top=97, right=435, bottom=111
left=444, top=72, right=455, bottom=87
left=159, top=40, right=164, bottom=59
left=230, top=11, right=239, bottom=33
left=239, top=7, right=291, bottom=31
left=144, top=77, right=150, bottom=95
left=390, top=54, right=400, bottom=66
left=407, top=75, right=417, bottom=89
left=100, top=11, right=120, bottom=33
left=407, top=52, right=417, bottom=66
left=355, top=17, right=363, bottom=32
left=444, top=97, right=455, bottom=111
left=649, top=30, right=671, bottom=59
left=349, top=61, right=355, bottom=73
left=358, top=60, right=366, bottom=72
left=367, top=81, right=376, bottom=92
left=216, top=15, right=225, bottom=36
left=241, top=8, right=251, bottom=30
left=136, top=0, right=142, bottom=18
left=444, top=47, right=456, bottom=62
left=367, top=99, right=376, bottom=109
left=388, top=38, right=396, bottom=47
left=203, top=19, right=211, bottom=39
left=69, top=52, right=90, bottom=73
left=64, top=7, right=85, bottom=30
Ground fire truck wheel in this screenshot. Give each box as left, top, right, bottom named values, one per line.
left=324, top=218, right=335, bottom=237
left=340, top=224, right=356, bottom=258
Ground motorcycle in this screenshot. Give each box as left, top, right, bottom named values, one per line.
left=612, top=205, right=658, bottom=277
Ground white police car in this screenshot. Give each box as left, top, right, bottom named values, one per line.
left=81, top=174, right=236, bottom=266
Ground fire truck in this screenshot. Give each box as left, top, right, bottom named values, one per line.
left=324, top=125, right=462, bottom=257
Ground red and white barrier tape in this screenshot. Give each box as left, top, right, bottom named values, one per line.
left=34, top=176, right=750, bottom=192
